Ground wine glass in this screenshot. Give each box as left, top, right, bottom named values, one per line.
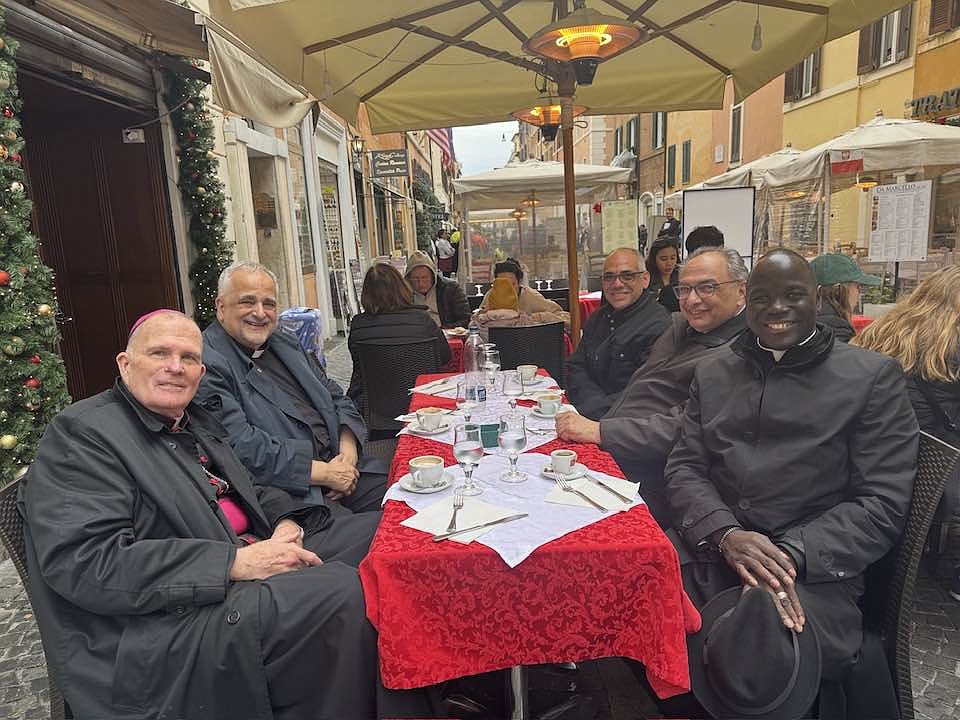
left=545, top=279, right=554, bottom=290
left=501, top=370, right=524, bottom=410
left=534, top=280, right=543, bottom=291
left=498, top=414, right=527, bottom=483
left=453, top=423, right=484, bottom=496
left=483, top=349, right=501, bottom=390
left=456, top=381, right=478, bottom=423
left=474, top=284, right=484, bottom=296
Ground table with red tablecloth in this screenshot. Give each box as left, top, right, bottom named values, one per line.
left=358, top=372, right=700, bottom=699
left=578, top=291, right=603, bottom=322
left=852, top=314, right=873, bottom=333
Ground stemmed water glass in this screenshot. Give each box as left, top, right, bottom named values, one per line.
left=545, top=279, right=554, bottom=290
left=455, top=381, right=479, bottom=423
left=498, top=413, right=527, bottom=483
left=453, top=423, right=484, bottom=496
left=483, top=349, right=501, bottom=391
left=501, top=370, right=524, bottom=411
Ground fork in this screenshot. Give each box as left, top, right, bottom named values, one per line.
left=446, top=490, right=464, bottom=531
left=556, top=476, right=607, bottom=512
left=528, top=427, right=554, bottom=435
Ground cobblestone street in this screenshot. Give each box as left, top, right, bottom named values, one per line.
left=2, top=338, right=959, bottom=719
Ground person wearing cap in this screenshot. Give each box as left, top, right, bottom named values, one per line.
left=809, top=253, right=881, bottom=343
left=476, top=258, right=570, bottom=329
left=665, top=249, right=916, bottom=713
left=404, top=250, right=471, bottom=328
left=18, top=310, right=433, bottom=720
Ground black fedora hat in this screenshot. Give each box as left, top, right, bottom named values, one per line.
left=688, top=586, right=821, bottom=720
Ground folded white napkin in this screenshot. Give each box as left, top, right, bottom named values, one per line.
left=543, top=473, right=639, bottom=510
left=401, top=494, right=521, bottom=544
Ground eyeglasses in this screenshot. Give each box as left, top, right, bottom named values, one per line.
left=602, top=271, right=646, bottom=284
left=673, top=280, right=742, bottom=298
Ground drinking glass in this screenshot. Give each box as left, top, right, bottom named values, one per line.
left=474, top=284, right=484, bottom=296
left=453, top=423, right=484, bottom=496
left=534, top=280, right=543, bottom=291
left=545, top=279, right=554, bottom=290
left=498, top=414, right=527, bottom=483
left=501, top=370, right=524, bottom=410
left=483, top=349, right=501, bottom=390
left=455, top=381, right=478, bottom=423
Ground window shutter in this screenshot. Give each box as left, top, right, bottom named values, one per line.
left=666, top=144, right=676, bottom=188
left=897, top=4, right=912, bottom=61
left=858, top=22, right=878, bottom=73
left=682, top=140, right=691, bottom=184
left=811, top=48, right=822, bottom=94
left=784, top=65, right=798, bottom=102
left=930, top=0, right=952, bottom=33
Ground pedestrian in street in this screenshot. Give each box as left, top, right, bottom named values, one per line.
left=810, top=253, right=881, bottom=343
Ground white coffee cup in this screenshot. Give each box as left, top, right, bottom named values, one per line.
left=416, top=406, right=444, bottom=431
left=550, top=449, right=578, bottom=476
left=518, top=364, right=538, bottom=382
left=536, top=393, right=562, bottom=416
left=409, top=455, right=444, bottom=488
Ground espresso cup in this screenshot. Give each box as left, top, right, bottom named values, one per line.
left=550, top=449, right=578, bottom=476
left=416, top=406, right=444, bottom=431
left=518, top=364, right=538, bottom=382
left=536, top=393, right=562, bottom=416
left=409, top=455, right=444, bottom=488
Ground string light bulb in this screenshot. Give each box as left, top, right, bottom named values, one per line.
left=751, top=3, right=762, bottom=52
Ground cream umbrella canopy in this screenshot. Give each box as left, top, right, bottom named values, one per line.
left=206, top=0, right=910, bottom=343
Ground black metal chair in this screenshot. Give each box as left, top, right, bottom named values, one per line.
left=354, top=339, right=441, bottom=435
left=0, top=476, right=69, bottom=719
left=861, top=431, right=960, bottom=720
left=488, top=322, right=565, bottom=388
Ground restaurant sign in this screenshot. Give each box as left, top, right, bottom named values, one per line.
left=371, top=149, right=409, bottom=178
left=909, top=88, right=960, bottom=118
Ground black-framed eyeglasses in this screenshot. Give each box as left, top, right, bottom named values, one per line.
left=602, top=271, right=646, bottom=284
left=673, top=280, right=741, bottom=298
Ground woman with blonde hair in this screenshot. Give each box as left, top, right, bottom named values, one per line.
left=809, top=254, right=881, bottom=342
left=854, top=265, right=960, bottom=599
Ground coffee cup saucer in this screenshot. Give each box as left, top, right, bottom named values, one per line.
left=530, top=406, right=561, bottom=419
left=540, top=463, right=587, bottom=480
left=398, top=471, right=454, bottom=494
left=407, top=420, right=452, bottom=436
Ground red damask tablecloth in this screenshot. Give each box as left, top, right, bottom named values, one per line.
left=358, top=373, right=700, bottom=698
left=578, top=291, right=603, bottom=322
left=852, top=314, right=874, bottom=333
left=440, top=336, right=464, bottom=373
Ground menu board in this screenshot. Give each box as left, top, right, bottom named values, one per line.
left=868, top=181, right=932, bottom=262
left=601, top=200, right=638, bottom=253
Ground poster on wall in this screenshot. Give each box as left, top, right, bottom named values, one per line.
left=682, top=187, right=755, bottom=265
left=867, top=181, right=932, bottom=262
left=601, top=200, right=639, bottom=253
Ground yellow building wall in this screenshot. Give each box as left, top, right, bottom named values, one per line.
left=665, top=109, right=714, bottom=189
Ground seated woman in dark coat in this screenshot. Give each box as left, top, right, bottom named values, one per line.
left=854, top=265, right=960, bottom=600
left=809, top=253, right=880, bottom=342
left=347, top=263, right=451, bottom=410
left=645, top=237, right=680, bottom=313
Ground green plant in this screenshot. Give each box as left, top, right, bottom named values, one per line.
left=861, top=284, right=895, bottom=305
left=413, top=176, right=442, bottom=254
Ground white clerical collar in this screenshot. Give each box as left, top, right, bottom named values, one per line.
left=757, top=328, right=817, bottom=363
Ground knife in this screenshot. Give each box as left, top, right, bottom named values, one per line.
left=431, top=513, right=528, bottom=541
left=584, top=473, right=634, bottom=504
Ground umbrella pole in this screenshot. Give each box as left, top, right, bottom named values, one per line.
left=561, top=96, right=581, bottom=348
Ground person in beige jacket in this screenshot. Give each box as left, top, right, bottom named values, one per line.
left=477, top=258, right=570, bottom=329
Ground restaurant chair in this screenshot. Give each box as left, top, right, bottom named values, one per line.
left=0, top=476, right=71, bottom=719
left=859, top=431, right=960, bottom=720
left=354, top=339, right=440, bottom=436
left=489, top=322, right=565, bottom=388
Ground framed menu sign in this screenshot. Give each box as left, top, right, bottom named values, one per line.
left=868, top=181, right=932, bottom=263
left=371, top=149, right=409, bottom=178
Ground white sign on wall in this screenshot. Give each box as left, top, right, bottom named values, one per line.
left=867, top=180, right=932, bottom=262
left=601, top=200, right=639, bottom=253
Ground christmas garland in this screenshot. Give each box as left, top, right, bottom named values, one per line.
left=163, top=69, right=232, bottom=329
left=0, top=10, right=71, bottom=484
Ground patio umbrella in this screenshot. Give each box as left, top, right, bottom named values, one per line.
left=205, top=0, right=910, bottom=343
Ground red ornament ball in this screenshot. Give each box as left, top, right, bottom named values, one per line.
left=10, top=153, right=20, bottom=164
left=0, top=270, right=9, bottom=285
left=24, top=377, right=41, bottom=389
left=29, top=354, right=41, bottom=364
left=3, top=107, right=13, bottom=118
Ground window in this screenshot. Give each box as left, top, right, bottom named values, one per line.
left=614, top=126, right=623, bottom=156
left=930, top=0, right=960, bottom=33
left=857, top=5, right=911, bottom=74
left=681, top=140, right=691, bottom=184
left=783, top=49, right=821, bottom=102
left=666, top=144, right=676, bottom=188
left=729, top=103, right=743, bottom=165
left=652, top=112, right=665, bottom=149
left=627, top=117, right=638, bottom=152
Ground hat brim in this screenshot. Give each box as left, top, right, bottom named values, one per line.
left=688, top=587, right=822, bottom=720
left=856, top=273, right=882, bottom=286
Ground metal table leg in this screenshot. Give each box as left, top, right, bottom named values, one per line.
left=508, top=665, right=529, bottom=720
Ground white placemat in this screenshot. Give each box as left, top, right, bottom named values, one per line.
left=400, top=495, right=519, bottom=544
left=384, top=453, right=643, bottom=568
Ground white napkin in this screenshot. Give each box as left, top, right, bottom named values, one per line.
left=394, top=408, right=457, bottom=422
left=543, top=472, right=639, bottom=510
left=409, top=376, right=463, bottom=396
left=401, top=495, right=521, bottom=544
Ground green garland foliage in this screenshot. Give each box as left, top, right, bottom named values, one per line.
left=163, top=69, right=232, bottom=329
left=0, top=10, right=70, bottom=484
left=413, top=175, right=443, bottom=254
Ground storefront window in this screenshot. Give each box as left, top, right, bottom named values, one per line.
left=288, top=133, right=316, bottom=274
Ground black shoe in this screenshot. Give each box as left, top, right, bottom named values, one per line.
left=950, top=569, right=960, bottom=602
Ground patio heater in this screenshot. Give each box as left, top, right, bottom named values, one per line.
left=510, top=208, right=527, bottom=258
left=521, top=191, right=541, bottom=278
